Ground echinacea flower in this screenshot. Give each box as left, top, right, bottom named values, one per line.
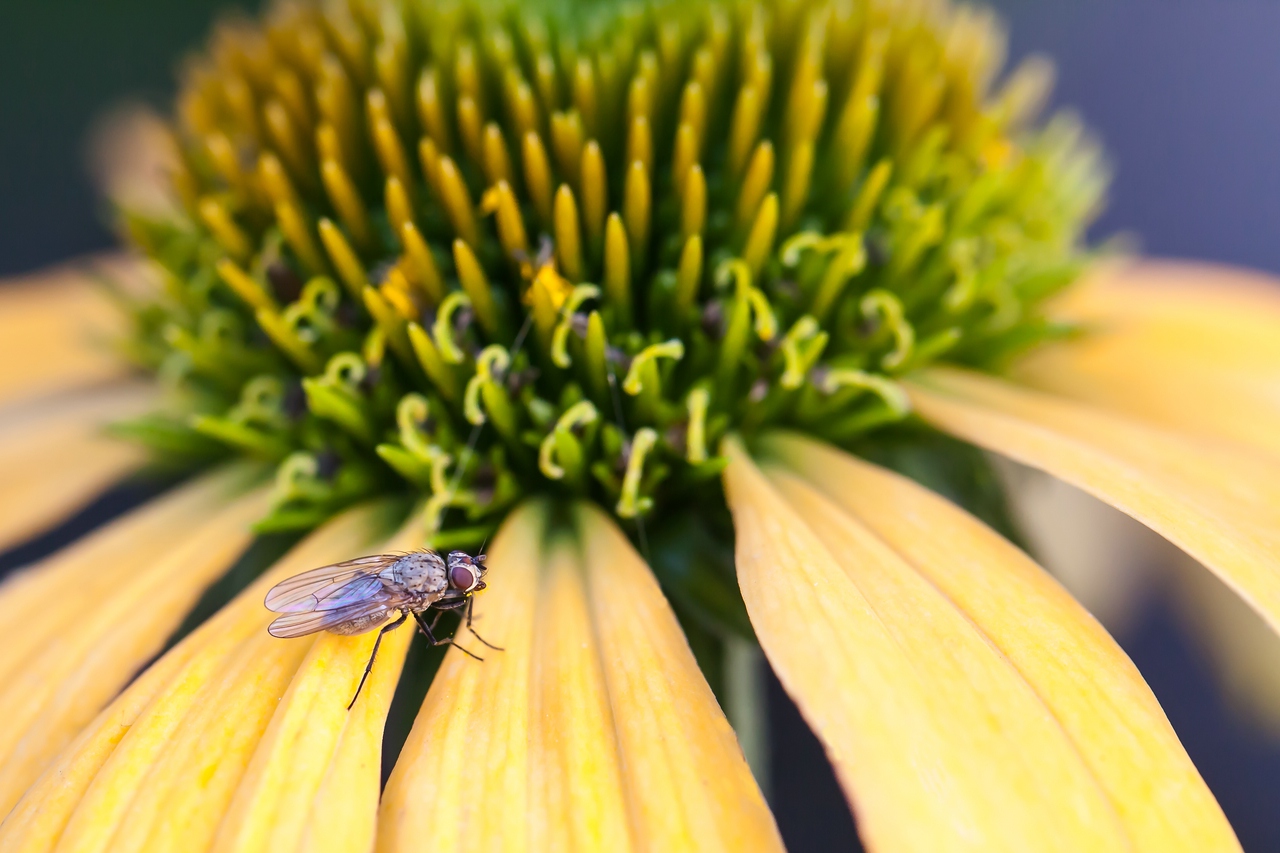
left=0, top=0, right=1275, bottom=849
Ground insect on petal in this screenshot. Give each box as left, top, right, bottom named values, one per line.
left=378, top=500, right=782, bottom=853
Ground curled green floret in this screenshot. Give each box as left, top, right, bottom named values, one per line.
left=117, top=0, right=1106, bottom=547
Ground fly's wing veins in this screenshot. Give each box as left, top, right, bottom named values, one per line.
left=266, top=600, right=397, bottom=638
left=264, top=554, right=402, bottom=613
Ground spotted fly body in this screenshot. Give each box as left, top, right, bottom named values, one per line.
left=264, top=549, right=499, bottom=708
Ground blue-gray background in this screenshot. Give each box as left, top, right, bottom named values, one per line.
left=2, top=1, right=1278, bottom=850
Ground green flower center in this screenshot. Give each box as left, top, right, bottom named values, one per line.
left=118, top=0, right=1104, bottom=554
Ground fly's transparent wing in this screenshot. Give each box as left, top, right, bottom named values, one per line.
left=264, top=554, right=401, bottom=613
left=266, top=600, right=394, bottom=638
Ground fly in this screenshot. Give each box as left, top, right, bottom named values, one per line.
left=263, top=549, right=500, bottom=708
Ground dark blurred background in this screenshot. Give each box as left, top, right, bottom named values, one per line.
left=3, top=0, right=1279, bottom=849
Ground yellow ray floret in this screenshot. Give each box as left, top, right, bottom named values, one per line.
left=1013, top=261, right=1280, bottom=459
left=908, top=366, right=1280, bottom=640
left=0, top=260, right=134, bottom=409
left=0, top=504, right=400, bottom=853
left=379, top=501, right=781, bottom=852
left=0, top=468, right=270, bottom=815
left=723, top=436, right=1133, bottom=853
left=0, top=383, right=151, bottom=553
left=759, top=432, right=1240, bottom=852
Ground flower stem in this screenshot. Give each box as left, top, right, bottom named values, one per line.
left=724, top=634, right=770, bottom=797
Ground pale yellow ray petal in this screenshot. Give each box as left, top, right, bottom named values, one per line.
left=0, top=633, right=201, bottom=853
left=762, top=471, right=1133, bottom=844
left=1044, top=260, right=1280, bottom=374
left=0, top=384, right=151, bottom=552
left=380, top=501, right=780, bottom=853
left=377, top=502, right=545, bottom=853
left=1012, top=261, right=1280, bottom=458
left=296, top=622, right=412, bottom=853
left=0, top=260, right=136, bottom=409
left=527, top=536, right=632, bottom=853
left=211, top=521, right=422, bottom=853
left=0, top=479, right=271, bottom=810
left=723, top=437, right=1130, bottom=853
left=1014, top=344, right=1280, bottom=460
left=0, top=466, right=255, bottom=693
left=575, top=504, right=782, bottom=852
left=762, top=432, right=1240, bottom=853
left=102, top=632, right=318, bottom=853
left=907, top=366, right=1280, bottom=636
left=1, top=505, right=391, bottom=853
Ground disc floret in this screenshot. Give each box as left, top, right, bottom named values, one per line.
left=119, top=0, right=1105, bottom=546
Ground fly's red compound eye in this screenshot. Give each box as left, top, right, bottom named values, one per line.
left=450, top=564, right=477, bottom=591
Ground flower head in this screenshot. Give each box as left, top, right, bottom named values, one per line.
left=0, top=0, right=1275, bottom=850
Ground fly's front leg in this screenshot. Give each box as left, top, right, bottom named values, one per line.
left=464, top=596, right=504, bottom=651
left=412, top=609, right=484, bottom=661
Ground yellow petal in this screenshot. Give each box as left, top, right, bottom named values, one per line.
left=1043, top=259, right=1280, bottom=374
left=575, top=503, right=780, bottom=851
left=379, top=501, right=780, bottom=853
left=295, top=623, right=411, bottom=853
left=378, top=502, right=545, bottom=853
left=761, top=432, right=1240, bottom=852
left=210, top=521, right=422, bottom=853
left=0, top=470, right=270, bottom=815
left=1015, top=345, right=1280, bottom=460
left=907, top=366, right=1280, bottom=636
left=0, top=503, right=397, bottom=853
left=1013, top=261, right=1280, bottom=458
left=0, top=630, right=200, bottom=853
left=723, top=437, right=1130, bottom=853
left=88, top=104, right=183, bottom=218
left=0, top=465, right=253, bottom=698
left=527, top=536, right=632, bottom=852
left=0, top=384, right=151, bottom=552
left=0, top=260, right=134, bottom=409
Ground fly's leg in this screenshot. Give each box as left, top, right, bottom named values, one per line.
left=348, top=611, right=407, bottom=710
left=412, top=610, right=484, bottom=661
left=464, top=596, right=504, bottom=651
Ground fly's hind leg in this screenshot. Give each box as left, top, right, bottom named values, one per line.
left=348, top=611, right=407, bottom=710
left=412, top=609, right=484, bottom=661
left=464, top=596, right=503, bottom=650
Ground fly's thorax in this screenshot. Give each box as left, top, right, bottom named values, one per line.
left=390, top=551, right=448, bottom=597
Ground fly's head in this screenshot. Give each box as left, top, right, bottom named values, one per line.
left=446, top=551, right=487, bottom=596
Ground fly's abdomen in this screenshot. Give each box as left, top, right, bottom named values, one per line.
left=327, top=608, right=393, bottom=636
